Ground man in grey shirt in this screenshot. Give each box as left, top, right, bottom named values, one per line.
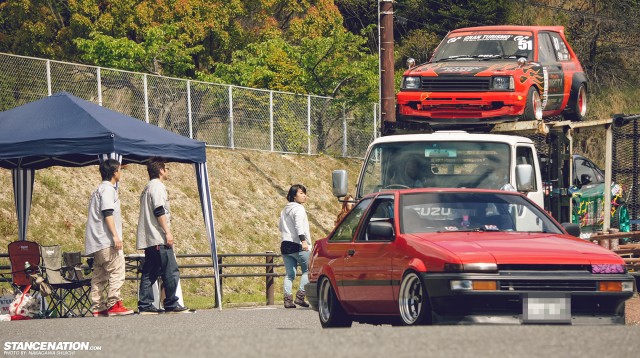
left=85, top=159, right=133, bottom=317
left=136, top=158, right=189, bottom=314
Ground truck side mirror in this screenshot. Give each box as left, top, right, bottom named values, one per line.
left=515, top=164, right=534, bottom=192
left=562, top=223, right=581, bottom=237
left=332, top=170, right=348, bottom=197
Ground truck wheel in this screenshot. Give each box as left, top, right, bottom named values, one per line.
left=318, top=277, right=352, bottom=328
left=523, top=86, right=542, bottom=121
left=562, top=83, right=587, bottom=121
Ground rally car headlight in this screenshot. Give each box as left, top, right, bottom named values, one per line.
left=492, top=76, right=514, bottom=90
left=403, top=76, right=421, bottom=89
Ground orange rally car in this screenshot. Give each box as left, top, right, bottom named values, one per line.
left=396, top=26, right=588, bottom=127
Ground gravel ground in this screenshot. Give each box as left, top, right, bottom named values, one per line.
left=626, top=294, right=640, bottom=325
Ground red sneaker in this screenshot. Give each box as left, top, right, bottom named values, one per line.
left=92, top=309, right=108, bottom=317
left=107, top=301, right=134, bottom=316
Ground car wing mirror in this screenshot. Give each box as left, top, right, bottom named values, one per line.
left=562, top=223, right=581, bottom=237
left=367, top=221, right=395, bottom=241
left=332, top=170, right=348, bottom=197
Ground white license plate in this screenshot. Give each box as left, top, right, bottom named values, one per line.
left=522, top=293, right=571, bottom=324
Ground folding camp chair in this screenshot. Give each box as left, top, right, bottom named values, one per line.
left=39, top=245, right=92, bottom=318
left=0, top=241, right=48, bottom=315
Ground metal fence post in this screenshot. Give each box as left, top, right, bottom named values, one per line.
left=373, top=103, right=378, bottom=139
left=187, top=80, right=193, bottom=139
left=270, top=91, right=274, bottom=152
left=144, top=74, right=149, bottom=124
left=343, top=102, right=347, bottom=157
left=266, top=252, right=274, bottom=305
left=46, top=60, right=52, bottom=96
left=229, top=86, right=234, bottom=149
left=307, top=95, right=312, bottom=155
left=97, top=67, right=102, bottom=106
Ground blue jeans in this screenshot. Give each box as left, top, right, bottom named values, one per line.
left=282, top=250, right=309, bottom=295
left=138, top=245, right=180, bottom=310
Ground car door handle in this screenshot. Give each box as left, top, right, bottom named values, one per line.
left=347, top=249, right=356, bottom=256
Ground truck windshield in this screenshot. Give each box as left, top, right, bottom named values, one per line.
left=357, top=141, right=511, bottom=198
left=433, top=33, right=533, bottom=61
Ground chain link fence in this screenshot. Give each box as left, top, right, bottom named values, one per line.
left=518, top=116, right=640, bottom=237
left=0, top=52, right=377, bottom=158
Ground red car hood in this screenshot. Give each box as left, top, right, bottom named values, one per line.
left=407, top=60, right=531, bottom=77
left=420, top=232, right=623, bottom=265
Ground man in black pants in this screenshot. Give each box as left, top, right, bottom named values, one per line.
left=136, top=158, right=189, bottom=314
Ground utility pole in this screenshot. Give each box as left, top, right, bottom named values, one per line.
left=379, top=0, right=395, bottom=134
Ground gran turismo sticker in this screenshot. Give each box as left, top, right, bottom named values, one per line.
left=440, top=67, right=484, bottom=73
left=462, top=35, right=513, bottom=41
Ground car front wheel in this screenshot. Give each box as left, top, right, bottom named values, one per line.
left=398, top=271, right=432, bottom=325
left=318, top=277, right=352, bottom=328
left=522, top=86, right=543, bottom=121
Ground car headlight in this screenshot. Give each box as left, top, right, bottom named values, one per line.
left=403, top=76, right=421, bottom=89
left=492, top=76, right=514, bottom=90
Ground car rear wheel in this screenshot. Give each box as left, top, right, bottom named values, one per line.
left=398, top=271, right=432, bottom=325
left=562, top=83, right=587, bottom=121
left=523, top=86, right=543, bottom=121
left=318, top=277, right=352, bottom=328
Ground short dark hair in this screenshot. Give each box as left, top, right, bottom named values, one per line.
left=286, top=184, right=307, bottom=202
left=147, top=157, right=166, bottom=179
left=99, top=159, right=120, bottom=181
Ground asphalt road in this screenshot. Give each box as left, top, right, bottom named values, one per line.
left=2, top=307, right=639, bottom=358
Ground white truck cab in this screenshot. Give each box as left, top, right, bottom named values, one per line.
left=333, top=131, right=544, bottom=208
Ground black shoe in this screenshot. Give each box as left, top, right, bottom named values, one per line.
left=138, top=306, right=165, bottom=315
left=164, top=305, right=190, bottom=313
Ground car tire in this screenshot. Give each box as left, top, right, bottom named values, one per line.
left=562, top=83, right=587, bottom=121
left=318, top=277, right=352, bottom=328
left=398, top=271, right=432, bottom=325
left=522, top=86, right=543, bottom=121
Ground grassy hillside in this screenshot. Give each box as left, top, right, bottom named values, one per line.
left=0, top=148, right=362, bottom=307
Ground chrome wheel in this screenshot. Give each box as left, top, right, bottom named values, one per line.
left=318, top=278, right=332, bottom=324
left=577, top=85, right=587, bottom=117
left=398, top=272, right=427, bottom=325
left=532, top=89, right=542, bottom=120
left=318, top=277, right=352, bottom=328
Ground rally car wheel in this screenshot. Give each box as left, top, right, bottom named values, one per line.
left=398, top=271, right=432, bottom=325
left=318, top=277, right=352, bottom=328
left=523, top=86, right=543, bottom=121
left=562, top=83, right=587, bottom=121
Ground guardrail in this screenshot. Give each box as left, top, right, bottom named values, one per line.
left=1, top=251, right=290, bottom=308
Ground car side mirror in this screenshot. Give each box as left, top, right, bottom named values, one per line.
left=580, top=174, right=592, bottom=186
left=332, top=170, right=348, bottom=197
left=516, top=164, right=534, bottom=192
left=562, top=223, right=581, bottom=237
left=367, top=221, right=395, bottom=241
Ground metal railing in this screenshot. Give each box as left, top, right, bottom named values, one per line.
left=0, top=52, right=378, bottom=158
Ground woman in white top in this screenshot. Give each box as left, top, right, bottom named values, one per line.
left=278, top=184, right=311, bottom=308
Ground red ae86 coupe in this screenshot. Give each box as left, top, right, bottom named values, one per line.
left=396, top=26, right=587, bottom=127
left=305, top=189, right=634, bottom=327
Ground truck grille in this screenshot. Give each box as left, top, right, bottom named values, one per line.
left=499, top=280, right=597, bottom=291
left=421, top=77, right=491, bottom=91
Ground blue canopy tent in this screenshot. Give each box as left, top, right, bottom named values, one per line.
left=0, top=91, right=221, bottom=308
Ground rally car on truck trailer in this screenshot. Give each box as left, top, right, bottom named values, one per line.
left=305, top=188, right=635, bottom=327
left=396, top=26, right=587, bottom=128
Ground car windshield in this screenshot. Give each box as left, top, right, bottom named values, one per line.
left=433, top=32, right=533, bottom=62
left=358, top=141, right=511, bottom=198
left=400, top=192, right=562, bottom=234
